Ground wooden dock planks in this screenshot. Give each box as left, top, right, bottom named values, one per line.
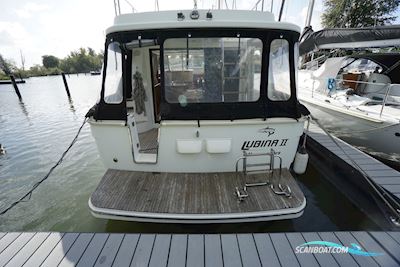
left=1, top=232, right=400, bottom=266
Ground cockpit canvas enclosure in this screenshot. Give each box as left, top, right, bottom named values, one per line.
left=91, top=13, right=307, bottom=121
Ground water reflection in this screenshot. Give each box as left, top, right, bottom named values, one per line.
left=68, top=97, right=76, bottom=115
left=0, top=75, right=104, bottom=232
left=18, top=101, right=30, bottom=122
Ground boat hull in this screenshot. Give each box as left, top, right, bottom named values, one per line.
left=88, top=203, right=305, bottom=224
left=88, top=118, right=305, bottom=173
left=302, top=101, right=400, bottom=163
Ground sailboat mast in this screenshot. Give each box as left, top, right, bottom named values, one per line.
left=305, top=0, right=315, bottom=27
left=278, top=0, right=285, bottom=21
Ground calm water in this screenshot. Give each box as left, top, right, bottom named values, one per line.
left=0, top=75, right=381, bottom=232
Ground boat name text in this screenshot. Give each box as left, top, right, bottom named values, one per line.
left=241, top=139, right=288, bottom=150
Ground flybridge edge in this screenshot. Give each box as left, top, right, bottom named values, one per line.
left=107, top=10, right=301, bottom=34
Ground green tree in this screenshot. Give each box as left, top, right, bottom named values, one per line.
left=0, top=54, right=13, bottom=75
left=88, top=47, right=96, bottom=57
left=1, top=47, right=103, bottom=79
left=59, top=47, right=103, bottom=73
left=42, top=55, right=60, bottom=69
left=28, top=64, right=47, bottom=77
left=322, top=0, right=400, bottom=28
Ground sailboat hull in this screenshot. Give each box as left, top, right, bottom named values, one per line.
left=303, top=101, right=400, bottom=164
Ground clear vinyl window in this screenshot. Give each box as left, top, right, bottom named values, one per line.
left=268, top=39, right=291, bottom=101
left=341, top=58, right=382, bottom=73
left=104, top=42, right=123, bottom=104
left=294, top=42, right=299, bottom=98
left=163, top=37, right=262, bottom=105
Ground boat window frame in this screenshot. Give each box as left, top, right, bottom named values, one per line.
left=267, top=38, right=292, bottom=101
left=162, top=36, right=264, bottom=104
left=264, top=33, right=297, bottom=103
left=159, top=30, right=271, bottom=121
left=149, top=48, right=161, bottom=123
left=94, top=38, right=129, bottom=121
left=103, top=41, right=124, bottom=104
left=93, top=28, right=302, bottom=121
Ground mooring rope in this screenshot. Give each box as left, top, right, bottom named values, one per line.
left=0, top=117, right=88, bottom=215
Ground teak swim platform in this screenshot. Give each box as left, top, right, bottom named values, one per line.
left=89, top=169, right=306, bottom=223
left=89, top=168, right=305, bottom=223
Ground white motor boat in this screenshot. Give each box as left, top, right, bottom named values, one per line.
left=86, top=9, right=311, bottom=223
left=298, top=27, right=400, bottom=165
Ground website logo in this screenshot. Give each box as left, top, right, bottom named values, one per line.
left=295, top=241, right=384, bottom=257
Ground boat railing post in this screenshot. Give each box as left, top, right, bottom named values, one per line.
left=9, top=75, right=22, bottom=100
left=380, top=84, right=391, bottom=118
left=311, top=78, right=315, bottom=98
left=61, top=72, right=71, bottom=98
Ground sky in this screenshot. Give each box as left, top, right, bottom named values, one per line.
left=0, top=0, right=398, bottom=68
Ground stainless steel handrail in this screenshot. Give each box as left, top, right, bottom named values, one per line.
left=234, top=149, right=289, bottom=201
left=302, top=54, right=326, bottom=69
left=380, top=84, right=392, bottom=117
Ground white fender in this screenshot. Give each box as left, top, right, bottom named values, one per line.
left=293, top=149, right=309, bottom=175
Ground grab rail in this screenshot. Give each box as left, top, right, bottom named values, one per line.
left=113, top=0, right=136, bottom=16
left=302, top=54, right=326, bottom=70
left=380, top=85, right=392, bottom=117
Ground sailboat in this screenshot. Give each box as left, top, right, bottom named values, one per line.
left=297, top=0, right=400, bottom=166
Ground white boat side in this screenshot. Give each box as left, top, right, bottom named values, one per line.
left=89, top=117, right=306, bottom=172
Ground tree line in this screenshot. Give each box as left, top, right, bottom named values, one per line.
left=0, top=47, right=103, bottom=80
left=322, top=0, right=399, bottom=28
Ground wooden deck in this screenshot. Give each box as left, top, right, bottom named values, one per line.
left=1, top=232, right=400, bottom=266
left=90, top=168, right=305, bottom=223
left=307, top=123, right=400, bottom=199
left=138, top=128, right=158, bottom=154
